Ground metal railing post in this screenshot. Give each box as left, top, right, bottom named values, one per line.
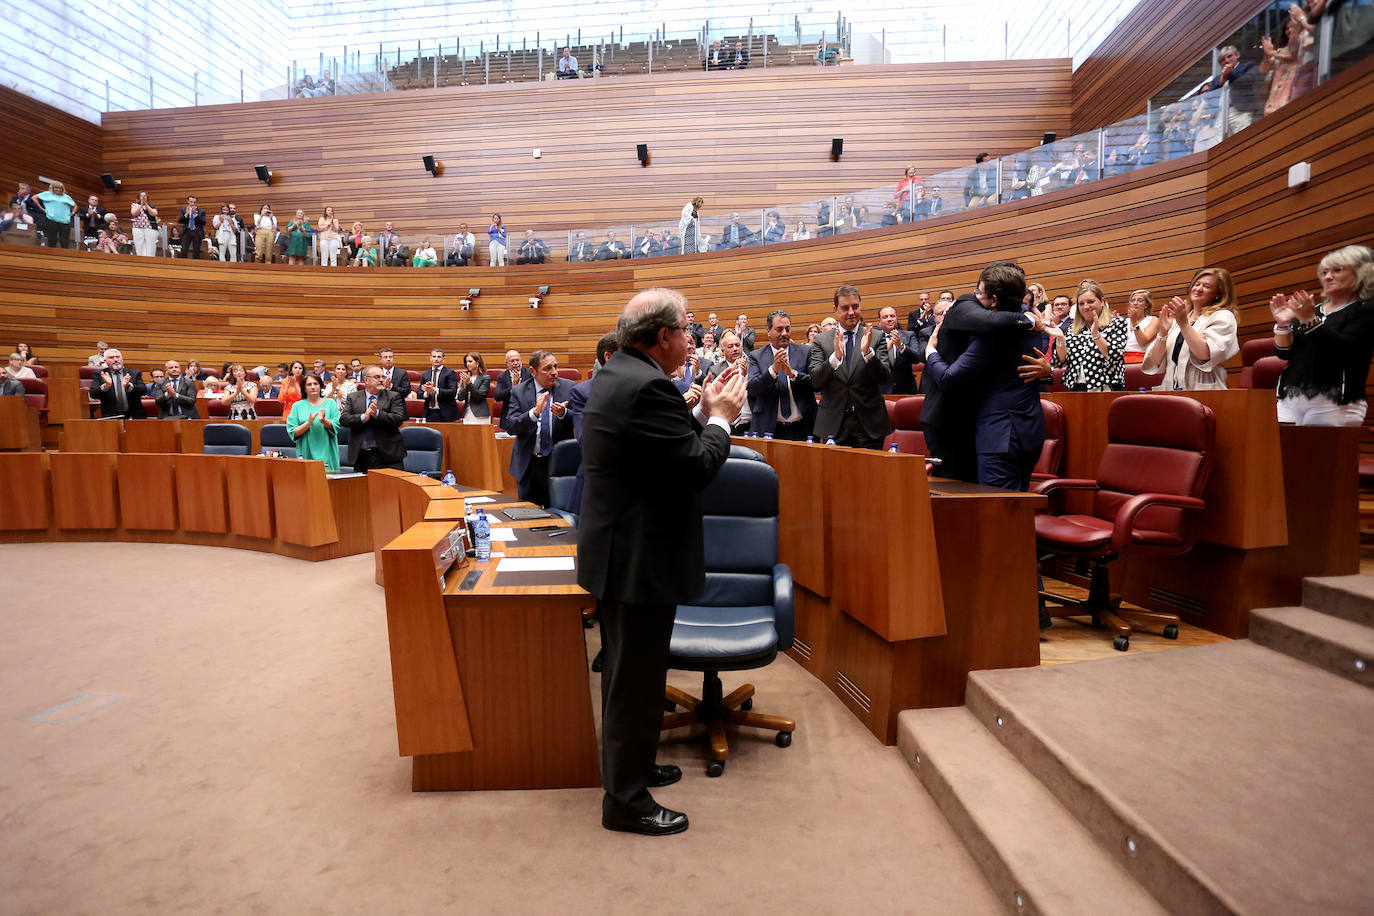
left=1219, top=82, right=1232, bottom=140
left=149, top=75, right=154, bottom=107
left=1096, top=129, right=1105, bottom=179
left=484, top=53, right=490, bottom=85
left=194, top=71, right=199, bottom=106
left=1316, top=15, right=1334, bottom=83
left=995, top=158, right=1004, bottom=204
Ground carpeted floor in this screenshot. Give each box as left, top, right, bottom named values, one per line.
left=0, top=543, right=1001, bottom=915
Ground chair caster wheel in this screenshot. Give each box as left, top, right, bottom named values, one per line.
left=1113, top=635, right=1129, bottom=652
left=706, top=760, right=725, bottom=777
left=776, top=731, right=792, bottom=748
left=740, top=698, right=753, bottom=711
left=591, top=649, right=604, bottom=672
left=1163, top=624, right=1179, bottom=639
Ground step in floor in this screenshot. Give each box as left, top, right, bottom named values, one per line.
left=968, top=642, right=1374, bottom=915
left=1304, top=574, right=1374, bottom=627
left=1249, top=605, right=1374, bottom=689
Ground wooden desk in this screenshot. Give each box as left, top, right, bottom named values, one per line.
left=379, top=489, right=598, bottom=792
left=0, top=399, right=43, bottom=451
left=0, top=452, right=371, bottom=561
left=61, top=419, right=122, bottom=453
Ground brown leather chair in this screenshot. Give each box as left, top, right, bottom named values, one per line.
left=1236, top=336, right=1275, bottom=389
left=1250, top=356, right=1287, bottom=391
left=1034, top=394, right=1216, bottom=651
left=254, top=398, right=284, bottom=417
left=1123, top=363, right=1152, bottom=391
left=557, top=368, right=583, bottom=382
left=404, top=398, right=425, bottom=420
left=1031, top=399, right=1065, bottom=483
left=881, top=395, right=929, bottom=455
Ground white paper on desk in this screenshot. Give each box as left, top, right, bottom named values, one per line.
left=465, top=495, right=495, bottom=504
left=497, top=556, right=575, bottom=572
left=487, top=528, right=517, bottom=542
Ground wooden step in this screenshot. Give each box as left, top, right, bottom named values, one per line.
left=1249, top=605, right=1374, bottom=688
left=1303, top=574, right=1374, bottom=627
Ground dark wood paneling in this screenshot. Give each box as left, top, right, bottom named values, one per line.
left=0, top=86, right=104, bottom=206
left=1071, top=0, right=1270, bottom=132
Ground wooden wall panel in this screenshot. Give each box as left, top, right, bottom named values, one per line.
left=1070, top=0, right=1269, bottom=133
left=0, top=85, right=104, bottom=206
left=99, top=61, right=1071, bottom=243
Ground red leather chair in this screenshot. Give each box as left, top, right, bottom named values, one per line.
left=140, top=397, right=157, bottom=416
left=1031, top=399, right=1065, bottom=483
left=254, top=398, right=284, bottom=417
left=405, top=370, right=422, bottom=384
left=1035, top=395, right=1216, bottom=651
left=883, top=399, right=897, bottom=425
left=405, top=398, right=425, bottom=419
left=1249, top=356, right=1287, bottom=391
left=206, top=398, right=230, bottom=417
left=1049, top=367, right=1067, bottom=391
left=1236, top=337, right=1275, bottom=389
left=30, top=365, right=48, bottom=378
left=245, top=371, right=260, bottom=382
left=20, top=377, right=48, bottom=419
left=79, top=366, right=96, bottom=382
left=557, top=368, right=582, bottom=382
left=1123, top=363, right=1152, bottom=391
left=881, top=396, right=929, bottom=455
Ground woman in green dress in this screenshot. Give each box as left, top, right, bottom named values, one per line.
left=287, top=373, right=340, bottom=470
left=286, top=208, right=312, bottom=265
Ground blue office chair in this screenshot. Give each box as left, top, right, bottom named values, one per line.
left=258, top=423, right=297, bottom=458
left=728, top=444, right=766, bottom=461
left=334, top=427, right=352, bottom=472
left=660, top=457, right=795, bottom=776
left=400, top=426, right=444, bottom=478
left=547, top=439, right=582, bottom=525
left=202, top=423, right=252, bottom=456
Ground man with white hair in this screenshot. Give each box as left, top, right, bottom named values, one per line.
left=87, top=348, right=147, bottom=419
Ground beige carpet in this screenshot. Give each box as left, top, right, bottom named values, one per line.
left=1, top=543, right=1000, bottom=915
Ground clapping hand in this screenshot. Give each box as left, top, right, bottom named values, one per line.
left=683, top=382, right=703, bottom=408
left=833, top=327, right=847, bottom=362
left=1269, top=292, right=1296, bottom=325
left=888, top=329, right=904, bottom=353
left=534, top=389, right=550, bottom=416
left=363, top=398, right=378, bottom=421
left=772, top=347, right=792, bottom=377
left=859, top=325, right=874, bottom=357
left=551, top=400, right=569, bottom=418
left=1290, top=289, right=1318, bottom=323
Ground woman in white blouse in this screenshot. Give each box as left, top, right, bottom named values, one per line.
left=1123, top=289, right=1160, bottom=363
left=1141, top=267, right=1240, bottom=390
left=253, top=205, right=277, bottom=263
left=678, top=197, right=704, bottom=254
left=317, top=206, right=342, bottom=267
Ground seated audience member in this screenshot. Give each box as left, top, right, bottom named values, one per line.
left=103, top=215, right=130, bottom=251
left=377, top=222, right=403, bottom=265
left=703, top=40, right=726, bottom=70
left=10, top=182, right=43, bottom=220
left=963, top=153, right=998, bottom=208
left=447, top=224, right=476, bottom=266
left=634, top=230, right=664, bottom=259
left=288, top=373, right=341, bottom=471
left=1141, top=267, right=1240, bottom=390
left=1123, top=289, right=1159, bottom=363
left=279, top=360, right=306, bottom=411
left=351, top=236, right=378, bottom=267
left=88, top=348, right=146, bottom=418
left=557, top=47, right=580, bottom=79
left=515, top=230, right=549, bottom=264
left=417, top=348, right=458, bottom=422
left=1046, top=281, right=1127, bottom=391
left=0, top=373, right=22, bottom=397
left=585, top=47, right=605, bottom=75
left=715, top=213, right=754, bottom=250
left=221, top=364, right=258, bottom=419
left=493, top=350, right=533, bottom=426
left=1068, top=147, right=1100, bottom=184
left=295, top=74, right=317, bottom=98
left=660, top=229, right=680, bottom=256
left=5, top=352, right=36, bottom=381
left=457, top=352, right=492, bottom=424
left=15, top=342, right=38, bottom=366
left=94, top=229, right=119, bottom=254
left=412, top=240, right=438, bottom=267
left=78, top=195, right=107, bottom=242
left=153, top=359, right=199, bottom=418
left=88, top=341, right=109, bottom=367
left=568, top=230, right=594, bottom=262
left=1270, top=244, right=1374, bottom=426
left=346, top=221, right=366, bottom=260
left=763, top=211, right=786, bottom=244
left=881, top=202, right=903, bottom=226
left=316, top=71, right=336, bottom=95
left=595, top=231, right=628, bottom=260
left=502, top=349, right=575, bottom=506
left=341, top=366, right=409, bottom=472
left=324, top=362, right=357, bottom=401
left=729, top=41, right=750, bottom=69
left=695, top=331, right=720, bottom=366
left=794, top=220, right=812, bottom=241
left=0, top=201, right=36, bottom=234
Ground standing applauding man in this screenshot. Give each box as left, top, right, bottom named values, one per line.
left=340, top=365, right=408, bottom=471
left=808, top=284, right=891, bottom=448
left=578, top=287, right=745, bottom=836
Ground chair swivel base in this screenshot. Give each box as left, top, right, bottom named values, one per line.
left=1040, top=561, right=1180, bottom=652
left=662, top=673, right=794, bottom=777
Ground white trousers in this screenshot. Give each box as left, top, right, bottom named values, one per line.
left=217, top=232, right=238, bottom=261
left=488, top=240, right=507, bottom=266
left=319, top=237, right=341, bottom=266
left=1276, top=393, right=1367, bottom=427
left=133, top=225, right=159, bottom=257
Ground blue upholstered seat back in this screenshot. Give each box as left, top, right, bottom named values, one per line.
left=400, top=425, right=444, bottom=475
left=258, top=423, right=296, bottom=457
left=695, top=459, right=779, bottom=606
left=202, top=423, right=251, bottom=456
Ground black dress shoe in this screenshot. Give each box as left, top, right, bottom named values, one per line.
left=647, top=764, right=681, bottom=788
left=602, top=804, right=689, bottom=836
left=591, top=648, right=604, bottom=672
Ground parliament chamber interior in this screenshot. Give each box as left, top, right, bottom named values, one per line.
left=3, top=0, right=1373, bottom=910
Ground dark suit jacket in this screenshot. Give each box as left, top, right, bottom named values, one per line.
left=419, top=367, right=459, bottom=422
left=716, top=223, right=754, bottom=249
left=576, top=347, right=732, bottom=605
left=89, top=367, right=147, bottom=419
left=153, top=374, right=200, bottom=419
left=340, top=389, right=408, bottom=465
left=569, top=375, right=595, bottom=439
left=808, top=323, right=892, bottom=440
left=493, top=366, right=533, bottom=424
left=457, top=370, right=491, bottom=418
left=383, top=366, right=412, bottom=397
left=746, top=342, right=817, bottom=436
left=882, top=328, right=920, bottom=395
left=503, top=376, right=576, bottom=484
left=908, top=308, right=934, bottom=333
left=922, top=327, right=1045, bottom=466
left=569, top=240, right=594, bottom=262
left=179, top=207, right=206, bottom=233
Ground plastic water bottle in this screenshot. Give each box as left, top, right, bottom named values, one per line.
left=763, top=432, right=774, bottom=440
left=825, top=435, right=837, bottom=446
left=473, top=509, right=491, bottom=562
left=442, top=469, right=456, bottom=488
left=888, top=443, right=900, bottom=453
left=805, top=436, right=815, bottom=444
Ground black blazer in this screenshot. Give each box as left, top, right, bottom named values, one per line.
left=576, top=347, right=732, bottom=606
left=153, top=374, right=201, bottom=419
left=419, top=367, right=459, bottom=422
left=746, top=342, right=817, bottom=436
left=383, top=366, right=412, bottom=397
left=340, top=389, right=408, bottom=465
left=503, top=376, right=576, bottom=483
left=89, top=367, right=147, bottom=419
left=808, top=323, right=892, bottom=440
left=569, top=240, right=594, bottom=262
left=456, top=370, right=491, bottom=419
left=492, top=366, right=532, bottom=423
left=881, top=328, right=920, bottom=395
left=179, top=207, right=206, bottom=233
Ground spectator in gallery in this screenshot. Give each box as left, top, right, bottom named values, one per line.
left=569, top=230, right=594, bottom=262
left=1202, top=44, right=1263, bottom=132
left=317, top=206, right=342, bottom=266
left=595, top=230, right=628, bottom=260
left=351, top=236, right=378, bottom=267
left=15, top=342, right=38, bottom=366
left=221, top=364, right=259, bottom=420
left=10, top=182, right=43, bottom=219
left=253, top=204, right=277, bottom=263
left=488, top=214, right=508, bottom=266
left=715, top=213, right=753, bottom=250
left=178, top=195, right=206, bottom=259
left=704, top=40, right=726, bottom=70
left=763, top=211, right=786, bottom=244
left=661, top=229, right=680, bottom=253
left=963, top=153, right=997, bottom=209
left=881, top=202, right=903, bottom=227
left=586, top=47, right=604, bottom=75
left=316, top=71, right=336, bottom=95
left=295, top=74, right=316, bottom=98
left=634, top=229, right=663, bottom=258
left=288, top=373, right=341, bottom=470
left=213, top=204, right=240, bottom=261
left=283, top=209, right=311, bottom=265
left=516, top=229, right=549, bottom=264
left=729, top=40, right=750, bottom=69
left=1, top=201, right=36, bottom=234
left=1189, top=97, right=1221, bottom=153
left=1261, top=6, right=1316, bottom=116
left=78, top=195, right=107, bottom=242
left=448, top=223, right=476, bottom=266
left=794, top=220, right=812, bottom=241
left=94, top=229, right=120, bottom=254
left=36, top=180, right=76, bottom=249
left=412, top=239, right=439, bottom=267
left=377, top=221, right=403, bottom=266
left=678, top=196, right=704, bottom=254
left=347, top=221, right=366, bottom=261
left=557, top=47, right=580, bottom=79
left=895, top=165, right=923, bottom=212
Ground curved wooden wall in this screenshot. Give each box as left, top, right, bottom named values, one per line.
left=0, top=85, right=103, bottom=205
left=99, top=61, right=1071, bottom=238
left=3, top=57, right=1370, bottom=393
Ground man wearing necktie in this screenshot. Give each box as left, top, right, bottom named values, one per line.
left=419, top=349, right=459, bottom=423
left=340, top=366, right=408, bottom=471
left=808, top=284, right=892, bottom=448
left=747, top=308, right=817, bottom=440
left=503, top=349, right=575, bottom=507
left=179, top=195, right=206, bottom=259
left=88, top=348, right=147, bottom=419
left=155, top=359, right=200, bottom=419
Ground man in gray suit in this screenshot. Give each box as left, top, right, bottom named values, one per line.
left=709, top=330, right=752, bottom=435
left=153, top=359, right=200, bottom=419
left=808, top=285, right=892, bottom=448
left=877, top=306, right=919, bottom=395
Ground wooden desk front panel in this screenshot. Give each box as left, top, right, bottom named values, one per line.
left=175, top=453, right=229, bottom=534
left=269, top=460, right=338, bottom=547
left=123, top=421, right=180, bottom=454
left=50, top=453, right=118, bottom=529
left=435, top=423, right=507, bottom=492
left=224, top=457, right=274, bottom=540
left=116, top=454, right=178, bottom=530
left=0, top=453, right=50, bottom=529
left=758, top=439, right=833, bottom=598
left=61, top=420, right=121, bottom=454
left=0, top=399, right=42, bottom=451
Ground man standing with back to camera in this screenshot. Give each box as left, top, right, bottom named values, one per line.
left=578, top=287, right=745, bottom=836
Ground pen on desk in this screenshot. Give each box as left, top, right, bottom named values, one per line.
left=547, top=530, right=569, bottom=538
